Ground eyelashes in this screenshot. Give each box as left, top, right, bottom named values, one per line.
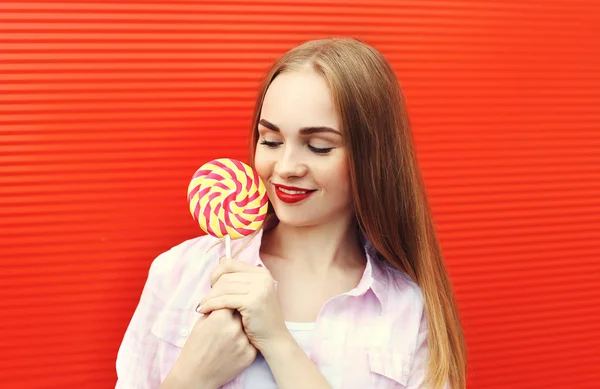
left=259, top=140, right=280, bottom=148
left=259, top=140, right=333, bottom=155
left=308, top=145, right=333, bottom=154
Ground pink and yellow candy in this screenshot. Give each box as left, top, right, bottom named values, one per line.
left=187, top=158, right=268, bottom=240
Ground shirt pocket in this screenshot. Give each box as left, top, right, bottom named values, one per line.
left=150, top=308, right=193, bottom=381
left=151, top=308, right=192, bottom=348
left=318, top=343, right=409, bottom=389
left=366, top=347, right=409, bottom=389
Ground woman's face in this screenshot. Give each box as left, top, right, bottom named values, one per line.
left=254, top=68, right=353, bottom=228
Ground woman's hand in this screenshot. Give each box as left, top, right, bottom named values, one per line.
left=162, top=309, right=257, bottom=389
left=197, top=258, right=291, bottom=356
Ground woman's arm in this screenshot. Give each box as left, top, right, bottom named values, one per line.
left=115, top=251, right=173, bottom=389
left=261, top=333, right=333, bottom=389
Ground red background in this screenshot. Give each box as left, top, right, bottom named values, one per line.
left=1, top=1, right=599, bottom=388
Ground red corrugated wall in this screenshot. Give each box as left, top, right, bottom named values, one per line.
left=1, top=1, right=599, bottom=388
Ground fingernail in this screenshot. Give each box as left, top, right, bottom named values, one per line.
left=195, top=304, right=202, bottom=313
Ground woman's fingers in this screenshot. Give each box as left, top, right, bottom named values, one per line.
left=214, top=272, right=252, bottom=285
left=211, top=258, right=265, bottom=287
left=197, top=273, right=250, bottom=312
left=200, top=259, right=274, bottom=317
left=198, top=295, right=247, bottom=314
left=207, top=278, right=250, bottom=299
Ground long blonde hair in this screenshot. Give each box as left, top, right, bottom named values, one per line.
left=248, top=38, right=467, bottom=389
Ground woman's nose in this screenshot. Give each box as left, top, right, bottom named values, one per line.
left=274, top=148, right=307, bottom=178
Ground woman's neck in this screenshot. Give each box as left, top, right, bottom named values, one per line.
left=260, top=213, right=365, bottom=275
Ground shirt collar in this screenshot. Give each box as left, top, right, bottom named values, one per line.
left=349, top=233, right=389, bottom=312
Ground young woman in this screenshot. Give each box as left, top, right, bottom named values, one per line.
left=116, top=38, right=467, bottom=389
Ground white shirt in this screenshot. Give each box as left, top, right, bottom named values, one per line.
left=244, top=322, right=316, bottom=389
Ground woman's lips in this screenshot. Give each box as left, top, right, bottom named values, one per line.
left=274, top=185, right=316, bottom=204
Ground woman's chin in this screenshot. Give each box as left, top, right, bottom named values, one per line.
left=272, top=209, right=314, bottom=228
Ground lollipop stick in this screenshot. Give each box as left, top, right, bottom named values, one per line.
left=225, top=235, right=232, bottom=259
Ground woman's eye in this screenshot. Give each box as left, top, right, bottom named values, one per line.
left=259, top=140, right=281, bottom=148
left=259, top=139, right=332, bottom=154
left=308, top=145, right=333, bottom=154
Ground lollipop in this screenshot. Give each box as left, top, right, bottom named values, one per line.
left=187, top=158, right=268, bottom=259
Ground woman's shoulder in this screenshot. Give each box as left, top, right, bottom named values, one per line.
left=146, top=234, right=223, bottom=302
left=378, top=261, right=425, bottom=314
left=376, top=264, right=428, bottom=354
left=149, top=234, right=221, bottom=272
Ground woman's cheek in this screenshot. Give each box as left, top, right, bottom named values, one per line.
left=329, top=154, right=351, bottom=189
left=253, top=150, right=270, bottom=180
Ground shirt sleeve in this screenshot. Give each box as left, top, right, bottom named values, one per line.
left=115, top=250, right=173, bottom=389
left=405, top=309, right=450, bottom=389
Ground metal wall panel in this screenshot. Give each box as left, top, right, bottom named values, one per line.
left=1, top=1, right=599, bottom=388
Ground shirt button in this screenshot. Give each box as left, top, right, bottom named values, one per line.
left=180, top=328, right=189, bottom=338
left=403, top=365, right=410, bottom=376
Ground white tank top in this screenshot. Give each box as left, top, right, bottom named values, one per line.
left=243, top=321, right=316, bottom=389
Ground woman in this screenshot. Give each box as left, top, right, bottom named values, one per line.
left=116, top=38, right=467, bottom=389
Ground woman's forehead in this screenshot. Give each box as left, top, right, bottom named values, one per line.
left=261, top=70, right=340, bottom=133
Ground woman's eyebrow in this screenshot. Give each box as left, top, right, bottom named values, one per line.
left=259, top=119, right=341, bottom=136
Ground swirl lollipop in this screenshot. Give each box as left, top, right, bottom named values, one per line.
left=187, top=158, right=268, bottom=258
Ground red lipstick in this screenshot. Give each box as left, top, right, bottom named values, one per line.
left=274, top=184, right=316, bottom=204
